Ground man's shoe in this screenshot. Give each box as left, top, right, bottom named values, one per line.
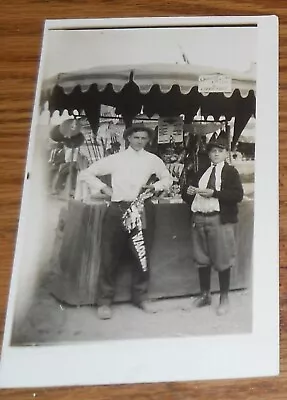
left=216, top=295, right=229, bottom=316
left=134, top=300, right=157, bottom=314
left=97, top=305, right=112, bottom=320
left=194, top=292, right=212, bottom=308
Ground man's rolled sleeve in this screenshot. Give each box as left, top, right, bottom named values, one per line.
left=78, top=156, right=113, bottom=193
left=153, top=158, right=173, bottom=192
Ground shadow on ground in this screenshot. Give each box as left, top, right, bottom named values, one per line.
left=11, top=278, right=252, bottom=346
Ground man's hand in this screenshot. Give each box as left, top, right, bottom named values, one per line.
left=187, top=186, right=198, bottom=196
left=101, top=185, right=113, bottom=197
left=197, top=188, right=214, bottom=198
left=142, top=185, right=156, bottom=194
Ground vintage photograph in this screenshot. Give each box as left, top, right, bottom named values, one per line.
left=9, top=23, right=257, bottom=346
left=0, top=15, right=279, bottom=389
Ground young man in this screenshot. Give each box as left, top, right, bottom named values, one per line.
left=182, top=131, right=244, bottom=316
left=78, top=124, right=173, bottom=319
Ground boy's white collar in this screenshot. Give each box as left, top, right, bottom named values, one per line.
left=211, top=161, right=225, bottom=168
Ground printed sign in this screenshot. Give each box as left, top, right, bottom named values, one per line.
left=158, top=116, right=184, bottom=144
left=198, top=74, right=232, bottom=93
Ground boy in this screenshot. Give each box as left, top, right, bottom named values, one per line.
left=182, top=131, right=244, bottom=315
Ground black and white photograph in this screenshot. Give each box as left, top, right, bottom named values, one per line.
left=0, top=16, right=279, bottom=388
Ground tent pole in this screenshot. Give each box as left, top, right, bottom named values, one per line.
left=226, top=121, right=232, bottom=165
left=67, top=147, right=75, bottom=199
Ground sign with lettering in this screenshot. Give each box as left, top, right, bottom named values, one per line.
left=158, top=116, right=184, bottom=144
left=131, top=231, right=147, bottom=272
left=198, top=74, right=232, bottom=93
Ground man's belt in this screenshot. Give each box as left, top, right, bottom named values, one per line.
left=112, top=199, right=151, bottom=211
left=112, top=201, right=132, bottom=206
left=194, top=211, right=220, bottom=217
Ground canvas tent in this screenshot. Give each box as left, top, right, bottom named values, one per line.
left=41, top=63, right=256, bottom=148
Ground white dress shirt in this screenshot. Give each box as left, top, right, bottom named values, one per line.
left=191, top=161, right=225, bottom=213
left=78, top=146, right=173, bottom=202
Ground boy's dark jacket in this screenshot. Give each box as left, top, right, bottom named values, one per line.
left=181, top=162, right=244, bottom=224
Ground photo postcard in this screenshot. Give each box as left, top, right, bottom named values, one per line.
left=0, top=15, right=279, bottom=388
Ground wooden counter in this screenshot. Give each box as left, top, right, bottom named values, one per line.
left=50, top=199, right=253, bottom=305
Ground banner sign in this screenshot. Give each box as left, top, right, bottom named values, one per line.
left=198, top=74, right=232, bottom=93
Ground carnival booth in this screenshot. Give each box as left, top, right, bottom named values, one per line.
left=41, top=63, right=256, bottom=305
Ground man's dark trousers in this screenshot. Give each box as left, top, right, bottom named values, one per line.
left=97, top=201, right=155, bottom=306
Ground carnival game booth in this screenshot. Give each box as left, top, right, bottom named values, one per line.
left=41, top=63, right=256, bottom=305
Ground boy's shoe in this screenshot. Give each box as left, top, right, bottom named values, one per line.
left=216, top=295, right=229, bottom=316
left=194, top=292, right=212, bottom=308
left=97, top=305, right=112, bottom=320
left=134, top=300, right=157, bottom=314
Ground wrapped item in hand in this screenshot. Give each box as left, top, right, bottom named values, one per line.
left=122, top=188, right=154, bottom=273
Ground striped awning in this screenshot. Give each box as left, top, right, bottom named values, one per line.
left=41, top=63, right=256, bottom=148
left=42, top=62, right=256, bottom=99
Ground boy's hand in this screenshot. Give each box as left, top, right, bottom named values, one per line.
left=198, top=188, right=214, bottom=198
left=101, top=185, right=113, bottom=197
left=187, top=186, right=198, bottom=195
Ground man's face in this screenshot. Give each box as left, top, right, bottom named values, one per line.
left=128, top=130, right=150, bottom=151
left=208, top=146, right=228, bottom=164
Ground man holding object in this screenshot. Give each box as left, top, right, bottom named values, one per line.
left=78, top=125, right=173, bottom=319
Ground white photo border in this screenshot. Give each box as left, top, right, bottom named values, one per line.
left=0, top=15, right=279, bottom=388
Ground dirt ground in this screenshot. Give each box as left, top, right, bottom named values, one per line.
left=12, top=284, right=252, bottom=345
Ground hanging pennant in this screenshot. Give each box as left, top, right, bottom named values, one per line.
left=63, top=133, right=85, bottom=148
left=122, top=189, right=154, bottom=273
left=59, top=118, right=82, bottom=138
left=50, top=125, right=65, bottom=142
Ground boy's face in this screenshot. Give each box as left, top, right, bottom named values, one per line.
left=208, top=146, right=228, bottom=165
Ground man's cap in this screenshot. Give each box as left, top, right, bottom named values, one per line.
left=123, top=124, right=155, bottom=141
